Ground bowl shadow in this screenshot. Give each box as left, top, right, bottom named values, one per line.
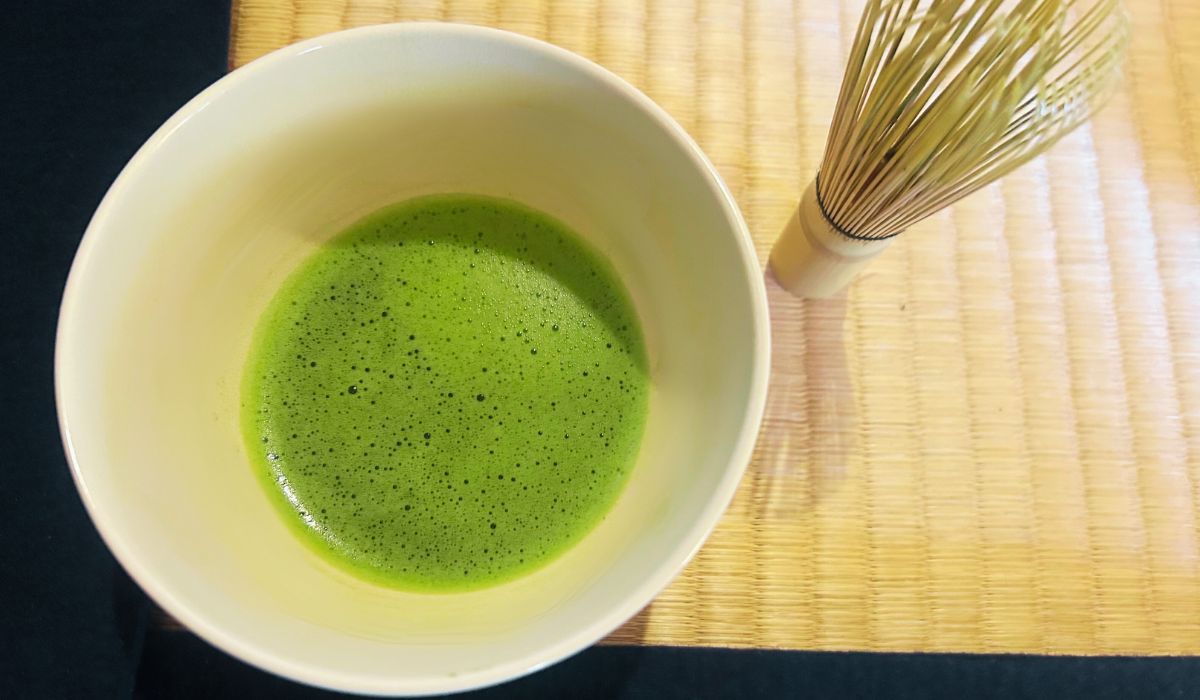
left=322, top=194, right=650, bottom=376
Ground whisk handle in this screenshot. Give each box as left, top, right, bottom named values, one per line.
left=769, top=179, right=891, bottom=298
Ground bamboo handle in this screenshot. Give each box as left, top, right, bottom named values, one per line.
left=769, top=180, right=892, bottom=298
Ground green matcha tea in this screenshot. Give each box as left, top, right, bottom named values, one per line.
left=242, top=195, right=648, bottom=591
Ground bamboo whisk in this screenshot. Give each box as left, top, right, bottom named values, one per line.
left=770, top=0, right=1129, bottom=298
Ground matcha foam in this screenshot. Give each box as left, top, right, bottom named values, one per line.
left=242, top=194, right=649, bottom=591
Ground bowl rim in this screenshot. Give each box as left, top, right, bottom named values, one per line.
left=55, top=21, right=771, bottom=696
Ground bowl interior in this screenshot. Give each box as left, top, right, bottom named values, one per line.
left=57, top=24, right=767, bottom=694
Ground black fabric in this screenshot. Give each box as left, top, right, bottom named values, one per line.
left=3, top=1, right=1199, bottom=698
left=0, top=1, right=230, bottom=698
left=137, top=630, right=1198, bottom=699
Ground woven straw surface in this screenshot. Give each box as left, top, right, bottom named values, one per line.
left=228, top=0, right=1200, bottom=654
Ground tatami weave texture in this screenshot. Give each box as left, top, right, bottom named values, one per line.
left=227, top=0, right=1200, bottom=654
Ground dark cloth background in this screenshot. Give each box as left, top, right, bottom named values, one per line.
left=1, top=1, right=1196, bottom=698
left=0, top=1, right=230, bottom=698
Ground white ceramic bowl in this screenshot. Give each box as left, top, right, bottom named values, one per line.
left=56, top=23, right=769, bottom=695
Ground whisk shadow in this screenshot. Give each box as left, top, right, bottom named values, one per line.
left=748, top=267, right=857, bottom=518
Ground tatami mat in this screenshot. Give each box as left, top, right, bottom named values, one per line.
left=228, top=0, right=1200, bottom=654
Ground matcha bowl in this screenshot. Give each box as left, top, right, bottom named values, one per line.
left=56, top=23, right=769, bottom=695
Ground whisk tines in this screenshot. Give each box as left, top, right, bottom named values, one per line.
left=819, top=0, right=1129, bottom=242
left=770, top=0, right=1128, bottom=298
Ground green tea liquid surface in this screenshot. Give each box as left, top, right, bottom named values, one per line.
left=243, top=195, right=648, bottom=591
